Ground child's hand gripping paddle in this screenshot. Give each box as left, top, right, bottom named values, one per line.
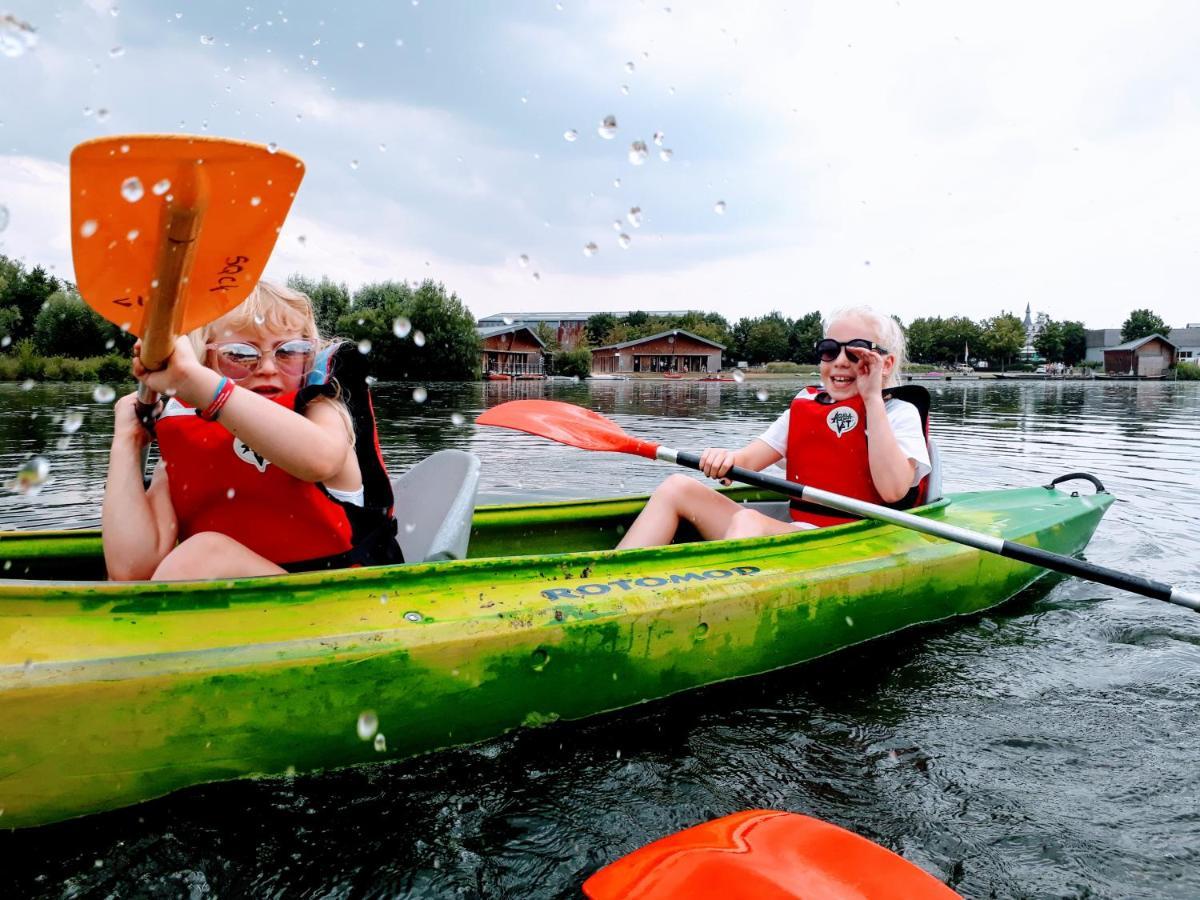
left=70, top=135, right=305, bottom=427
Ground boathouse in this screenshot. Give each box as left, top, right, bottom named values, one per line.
left=477, top=325, right=545, bottom=376
left=1102, top=334, right=1177, bottom=377
left=591, top=330, right=724, bottom=374
left=477, top=310, right=693, bottom=350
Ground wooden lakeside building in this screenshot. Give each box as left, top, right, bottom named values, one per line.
left=477, top=310, right=693, bottom=350
left=1102, top=334, right=1177, bottom=378
left=591, top=329, right=725, bottom=375
left=476, top=324, right=545, bottom=377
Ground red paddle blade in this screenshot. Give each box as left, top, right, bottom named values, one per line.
left=475, top=400, right=660, bottom=459
left=583, top=810, right=962, bottom=900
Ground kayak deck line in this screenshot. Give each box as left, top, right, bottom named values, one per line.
left=0, top=484, right=1113, bottom=829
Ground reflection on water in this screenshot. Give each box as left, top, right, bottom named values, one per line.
left=2, top=379, right=1200, bottom=898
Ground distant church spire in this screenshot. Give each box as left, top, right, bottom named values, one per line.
left=1023, top=302, right=1032, bottom=329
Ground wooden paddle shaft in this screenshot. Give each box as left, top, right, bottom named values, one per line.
left=135, top=203, right=204, bottom=408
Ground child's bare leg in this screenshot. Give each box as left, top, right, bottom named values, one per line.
left=723, top=508, right=802, bottom=540
left=152, top=532, right=288, bottom=581
left=617, top=474, right=742, bottom=549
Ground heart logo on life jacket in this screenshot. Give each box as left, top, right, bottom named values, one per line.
left=233, top=437, right=270, bottom=472
left=826, top=406, right=859, bottom=438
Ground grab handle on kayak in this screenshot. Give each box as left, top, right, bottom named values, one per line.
left=1044, top=472, right=1107, bottom=494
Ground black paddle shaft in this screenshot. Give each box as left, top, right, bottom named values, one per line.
left=668, top=449, right=1200, bottom=612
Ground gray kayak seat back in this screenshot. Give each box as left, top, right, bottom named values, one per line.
left=749, top=435, right=944, bottom=522
left=390, top=450, right=481, bottom=562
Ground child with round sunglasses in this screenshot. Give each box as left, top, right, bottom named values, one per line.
left=616, top=306, right=931, bottom=549
left=102, top=281, right=401, bottom=580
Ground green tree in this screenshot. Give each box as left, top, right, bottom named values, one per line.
left=288, top=274, right=351, bottom=336
left=338, top=279, right=479, bottom=380
left=980, top=313, right=1026, bottom=370
left=534, top=320, right=560, bottom=351
left=33, top=291, right=109, bottom=357
left=624, top=310, right=649, bottom=330
left=904, top=317, right=940, bottom=364
left=2, top=264, right=59, bottom=344
left=741, top=312, right=791, bottom=365
left=787, top=311, right=823, bottom=364
left=1121, top=308, right=1169, bottom=342
left=586, top=312, right=618, bottom=346
left=552, top=347, right=591, bottom=378
left=1060, top=321, right=1087, bottom=366
left=1034, top=320, right=1065, bottom=362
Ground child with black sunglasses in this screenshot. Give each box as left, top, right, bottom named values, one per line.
left=102, top=281, right=401, bottom=580
left=617, top=306, right=931, bottom=549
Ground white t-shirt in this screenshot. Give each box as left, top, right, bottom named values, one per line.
left=758, top=392, right=931, bottom=488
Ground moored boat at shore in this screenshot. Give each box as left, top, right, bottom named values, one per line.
left=0, top=481, right=1112, bottom=829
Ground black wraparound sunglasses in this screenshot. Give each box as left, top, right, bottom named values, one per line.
left=813, top=338, right=889, bottom=363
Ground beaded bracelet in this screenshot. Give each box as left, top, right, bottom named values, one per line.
left=197, top=376, right=235, bottom=421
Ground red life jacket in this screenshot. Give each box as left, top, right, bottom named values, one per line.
left=785, top=385, right=931, bottom=527
left=155, top=343, right=401, bottom=571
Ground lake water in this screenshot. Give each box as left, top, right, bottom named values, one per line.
left=2, top=378, right=1199, bottom=898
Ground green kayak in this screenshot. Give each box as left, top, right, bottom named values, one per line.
left=0, top=482, right=1112, bottom=829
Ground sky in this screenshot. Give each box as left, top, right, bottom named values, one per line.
left=1, top=0, right=1198, bottom=330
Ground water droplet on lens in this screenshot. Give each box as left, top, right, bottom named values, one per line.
left=502, top=316, right=514, bottom=325
left=250, top=196, right=261, bottom=207
left=597, top=115, right=617, bottom=140
left=652, top=131, right=664, bottom=146
left=10, top=457, right=50, bottom=495
left=298, top=234, right=307, bottom=246
left=267, top=141, right=278, bottom=154
left=583, top=242, right=598, bottom=257
left=404, top=611, right=422, bottom=623
left=0, top=205, right=7, bottom=233
left=253, top=313, right=266, bottom=325
left=713, top=200, right=727, bottom=214
left=93, top=384, right=116, bottom=403
left=200, top=34, right=215, bottom=45
left=450, top=412, right=465, bottom=425
left=412, top=386, right=427, bottom=403
left=20, top=379, right=35, bottom=391
left=659, top=148, right=673, bottom=162
left=392, top=317, right=412, bottom=338
left=627, top=207, right=642, bottom=227
left=755, top=387, right=769, bottom=401
left=619, top=84, right=630, bottom=95
left=563, top=129, right=578, bottom=142
left=109, top=46, right=124, bottom=58
left=628, top=141, right=648, bottom=165
left=613, top=177, right=622, bottom=188
left=62, top=412, right=84, bottom=434
left=374, top=733, right=387, bottom=752
left=358, top=339, right=372, bottom=354
left=226, top=487, right=236, bottom=499
left=517, top=254, right=529, bottom=268
left=413, top=331, right=426, bottom=347
left=152, top=178, right=171, bottom=196
left=120, top=177, right=144, bottom=202
left=378, top=142, right=386, bottom=152
left=624, top=61, right=635, bottom=73
left=617, top=233, right=631, bottom=249
left=126, top=229, right=138, bottom=241
left=80, top=219, right=99, bottom=238
left=356, top=711, right=379, bottom=740
left=732, top=369, right=745, bottom=383
left=95, top=108, right=111, bottom=122
left=531, top=272, right=541, bottom=281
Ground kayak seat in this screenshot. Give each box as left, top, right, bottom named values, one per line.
left=390, top=450, right=481, bottom=562
left=746, top=436, right=944, bottom=522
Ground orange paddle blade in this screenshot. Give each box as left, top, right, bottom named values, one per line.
left=583, top=810, right=962, bottom=900
left=69, top=134, right=304, bottom=336
left=476, top=400, right=660, bottom=459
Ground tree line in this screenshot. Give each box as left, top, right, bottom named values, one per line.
left=0, top=252, right=1186, bottom=379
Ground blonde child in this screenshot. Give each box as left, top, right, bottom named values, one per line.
left=102, top=281, right=400, bottom=580
left=617, top=306, right=931, bottom=549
